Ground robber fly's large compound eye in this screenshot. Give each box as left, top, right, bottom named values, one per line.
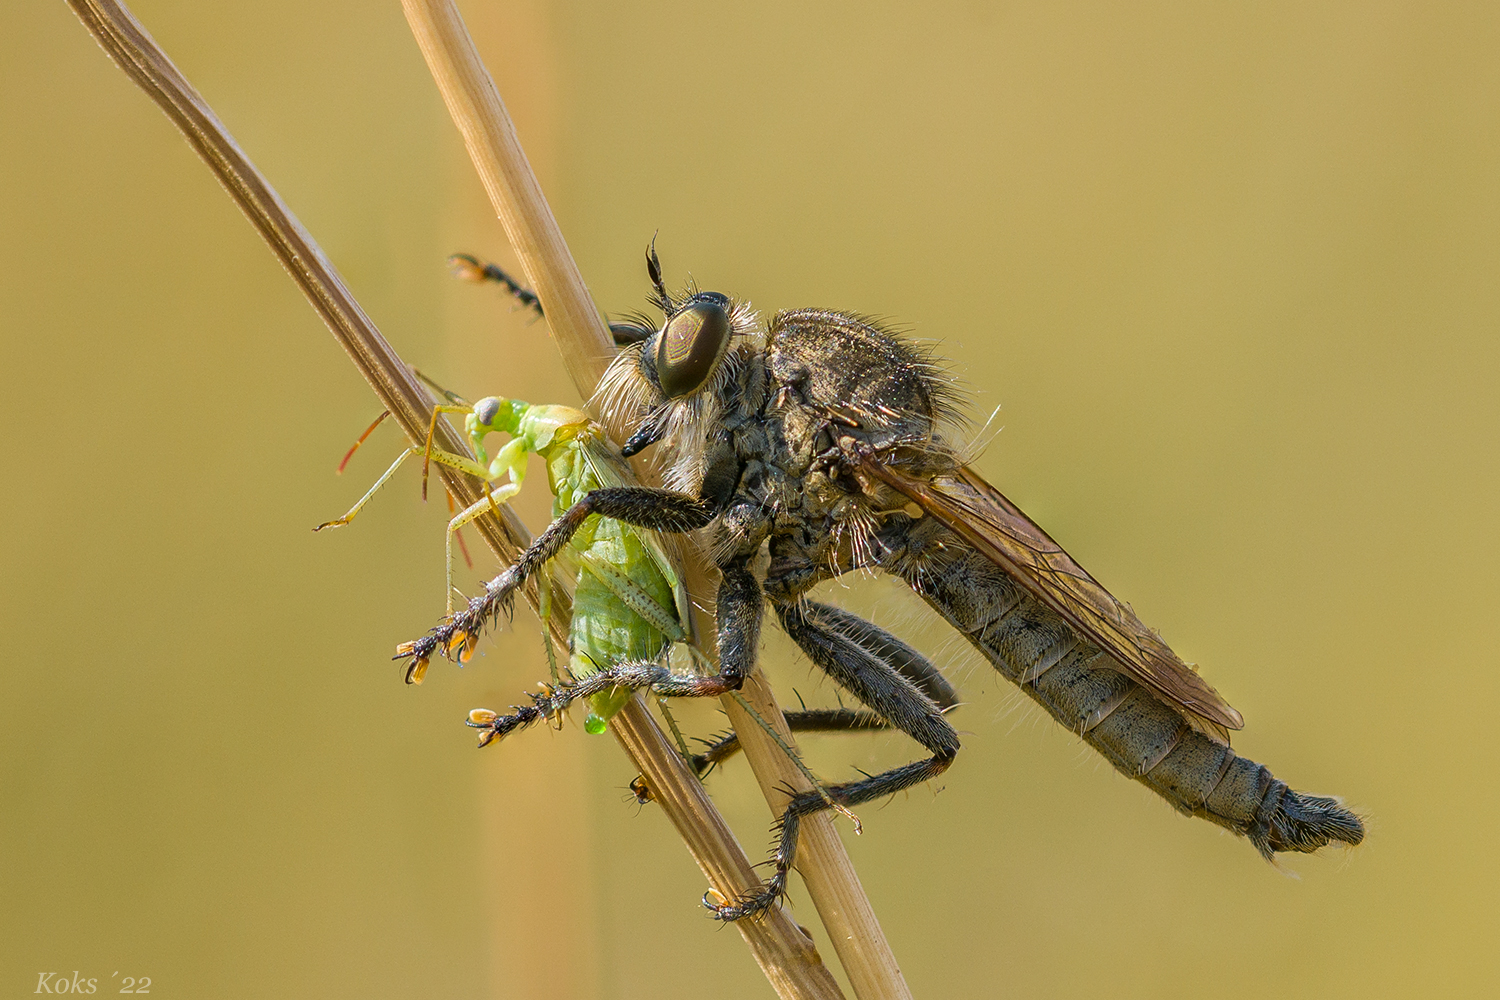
left=655, top=294, right=731, bottom=398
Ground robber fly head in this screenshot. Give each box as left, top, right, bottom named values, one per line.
left=595, top=244, right=760, bottom=461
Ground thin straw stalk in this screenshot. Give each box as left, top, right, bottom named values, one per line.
left=67, top=1, right=840, bottom=998
left=396, top=4, right=911, bottom=999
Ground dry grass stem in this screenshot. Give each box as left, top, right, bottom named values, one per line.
left=67, top=0, right=892, bottom=995
left=397, top=4, right=912, bottom=999
left=63, top=0, right=552, bottom=625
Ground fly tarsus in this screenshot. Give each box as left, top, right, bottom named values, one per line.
left=450, top=250, right=657, bottom=346
left=393, top=570, right=524, bottom=683
left=448, top=253, right=543, bottom=318
left=393, top=498, right=598, bottom=682
left=706, top=753, right=956, bottom=922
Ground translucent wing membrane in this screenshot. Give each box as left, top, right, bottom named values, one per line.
left=858, top=456, right=1244, bottom=737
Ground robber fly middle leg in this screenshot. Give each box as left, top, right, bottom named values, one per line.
left=684, top=604, right=959, bottom=774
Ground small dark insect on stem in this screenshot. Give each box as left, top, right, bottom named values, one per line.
left=449, top=252, right=543, bottom=318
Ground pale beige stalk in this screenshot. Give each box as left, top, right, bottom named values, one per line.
left=67, top=0, right=851, bottom=997
left=397, top=4, right=912, bottom=999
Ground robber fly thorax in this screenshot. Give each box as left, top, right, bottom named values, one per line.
left=597, top=291, right=964, bottom=603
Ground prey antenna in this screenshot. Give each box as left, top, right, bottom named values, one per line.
left=413, top=368, right=471, bottom=408
left=336, top=410, right=391, bottom=474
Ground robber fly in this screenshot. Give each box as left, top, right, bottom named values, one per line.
left=401, top=246, right=1364, bottom=921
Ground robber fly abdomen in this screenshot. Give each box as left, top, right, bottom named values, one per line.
left=891, top=513, right=1362, bottom=857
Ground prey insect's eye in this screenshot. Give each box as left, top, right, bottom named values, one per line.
left=656, top=294, right=731, bottom=398
left=473, top=397, right=502, bottom=427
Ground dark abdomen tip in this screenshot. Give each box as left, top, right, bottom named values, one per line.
left=1253, top=783, right=1365, bottom=858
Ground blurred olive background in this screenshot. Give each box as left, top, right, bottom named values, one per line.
left=4, top=2, right=1497, bottom=997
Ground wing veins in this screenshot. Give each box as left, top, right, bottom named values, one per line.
left=857, top=455, right=1243, bottom=734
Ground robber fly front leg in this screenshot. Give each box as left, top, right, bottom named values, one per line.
left=464, top=555, right=764, bottom=746
left=394, top=486, right=716, bottom=677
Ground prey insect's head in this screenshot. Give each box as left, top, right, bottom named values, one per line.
left=468, top=396, right=523, bottom=434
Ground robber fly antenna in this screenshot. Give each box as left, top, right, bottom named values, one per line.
left=646, top=235, right=673, bottom=314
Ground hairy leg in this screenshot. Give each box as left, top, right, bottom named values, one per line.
left=706, top=600, right=961, bottom=921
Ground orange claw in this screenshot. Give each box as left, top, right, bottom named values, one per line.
left=405, top=657, right=430, bottom=685
left=446, top=631, right=478, bottom=663
left=447, top=253, right=485, bottom=282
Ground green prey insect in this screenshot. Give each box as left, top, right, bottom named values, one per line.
left=319, top=391, right=700, bottom=735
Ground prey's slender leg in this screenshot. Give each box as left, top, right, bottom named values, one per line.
left=316, top=439, right=497, bottom=534
left=420, top=404, right=483, bottom=500
left=706, top=600, right=961, bottom=922
left=318, top=429, right=524, bottom=614
left=315, top=448, right=414, bottom=530
left=434, top=425, right=528, bottom=613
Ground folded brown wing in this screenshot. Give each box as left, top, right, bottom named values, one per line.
left=858, top=457, right=1244, bottom=735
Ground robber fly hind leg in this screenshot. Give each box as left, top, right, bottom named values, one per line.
left=682, top=708, right=889, bottom=778
left=704, top=598, right=962, bottom=922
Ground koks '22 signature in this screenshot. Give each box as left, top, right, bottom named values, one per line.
left=34, top=971, right=150, bottom=993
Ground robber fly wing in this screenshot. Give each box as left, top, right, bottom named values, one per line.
left=858, top=456, right=1244, bottom=734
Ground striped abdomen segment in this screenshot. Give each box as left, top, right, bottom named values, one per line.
left=892, top=520, right=1363, bottom=857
